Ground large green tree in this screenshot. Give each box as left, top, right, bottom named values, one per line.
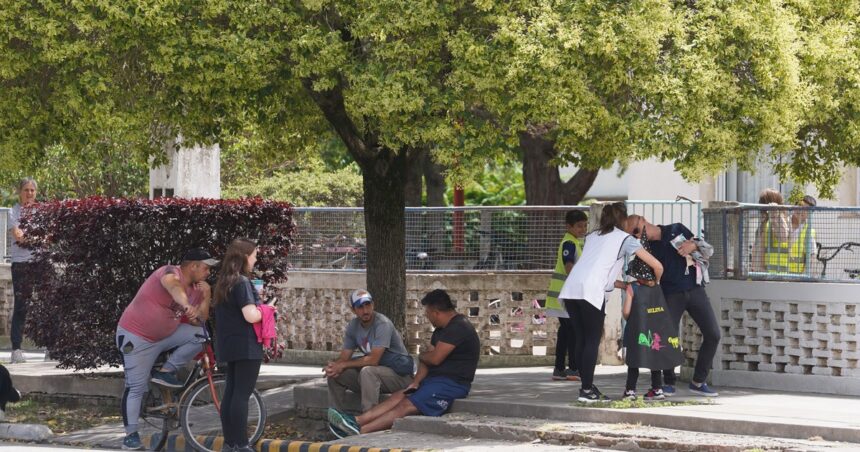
left=451, top=0, right=857, bottom=204
left=3, top=0, right=858, bottom=330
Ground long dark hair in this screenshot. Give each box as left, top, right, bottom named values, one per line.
left=598, top=202, right=627, bottom=235
left=213, top=238, right=257, bottom=305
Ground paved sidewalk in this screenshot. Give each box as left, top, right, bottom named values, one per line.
left=298, top=365, right=860, bottom=444
left=5, top=351, right=860, bottom=448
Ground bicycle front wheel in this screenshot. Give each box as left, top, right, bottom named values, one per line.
left=180, top=376, right=267, bottom=452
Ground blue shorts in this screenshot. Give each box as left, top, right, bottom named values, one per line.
left=406, top=376, right=470, bottom=416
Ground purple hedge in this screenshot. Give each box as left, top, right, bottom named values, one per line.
left=20, top=196, right=294, bottom=370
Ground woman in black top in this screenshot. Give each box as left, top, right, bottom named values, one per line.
left=213, top=238, right=263, bottom=452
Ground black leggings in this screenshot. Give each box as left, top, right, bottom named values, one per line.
left=554, top=317, right=577, bottom=371
left=626, top=367, right=663, bottom=391
left=11, top=262, right=36, bottom=350
left=662, top=286, right=721, bottom=385
left=564, top=299, right=605, bottom=390
left=220, top=359, right=262, bottom=447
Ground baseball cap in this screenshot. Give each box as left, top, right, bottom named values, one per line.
left=350, top=289, right=373, bottom=308
left=182, top=247, right=219, bottom=266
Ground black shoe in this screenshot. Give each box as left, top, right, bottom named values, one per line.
left=578, top=385, right=611, bottom=404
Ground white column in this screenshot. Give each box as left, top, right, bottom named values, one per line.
left=149, top=138, right=221, bottom=199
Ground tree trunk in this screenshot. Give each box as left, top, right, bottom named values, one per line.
left=303, top=80, right=408, bottom=331
left=358, top=150, right=408, bottom=331
left=562, top=168, right=599, bottom=205
left=424, top=152, right=446, bottom=207
left=520, top=131, right=600, bottom=206
left=404, top=151, right=423, bottom=207
left=520, top=131, right=564, bottom=206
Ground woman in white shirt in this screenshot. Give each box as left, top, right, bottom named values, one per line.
left=559, top=202, right=663, bottom=403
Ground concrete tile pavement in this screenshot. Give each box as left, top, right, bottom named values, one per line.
left=4, top=351, right=860, bottom=447
left=298, top=365, right=860, bottom=444
left=465, top=366, right=860, bottom=434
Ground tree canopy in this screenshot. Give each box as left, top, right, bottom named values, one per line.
left=3, top=0, right=859, bottom=327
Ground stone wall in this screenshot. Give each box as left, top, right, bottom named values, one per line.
left=278, top=271, right=623, bottom=363
left=689, top=280, right=860, bottom=395
left=0, top=266, right=623, bottom=364
left=0, top=264, right=10, bottom=337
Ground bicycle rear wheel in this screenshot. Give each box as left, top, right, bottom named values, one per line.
left=180, top=375, right=266, bottom=452
left=139, top=383, right=174, bottom=451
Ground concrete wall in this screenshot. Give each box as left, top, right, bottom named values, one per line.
left=149, top=140, right=221, bottom=199
left=0, top=264, right=11, bottom=337
left=684, top=279, right=860, bottom=395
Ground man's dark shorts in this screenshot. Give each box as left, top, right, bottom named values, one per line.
left=406, top=376, right=470, bottom=416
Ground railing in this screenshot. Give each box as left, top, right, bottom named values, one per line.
left=289, top=201, right=703, bottom=272
left=705, top=203, right=860, bottom=283
left=1, top=208, right=9, bottom=263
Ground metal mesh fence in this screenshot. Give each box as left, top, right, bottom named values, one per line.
left=705, top=204, right=860, bottom=282
left=289, top=202, right=703, bottom=272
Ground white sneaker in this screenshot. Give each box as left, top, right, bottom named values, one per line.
left=10, top=349, right=26, bottom=364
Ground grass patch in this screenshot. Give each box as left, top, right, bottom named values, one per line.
left=4, top=399, right=122, bottom=434
left=572, top=398, right=713, bottom=409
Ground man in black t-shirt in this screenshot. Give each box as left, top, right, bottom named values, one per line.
left=327, top=289, right=480, bottom=437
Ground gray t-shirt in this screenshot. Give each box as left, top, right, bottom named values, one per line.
left=8, top=203, right=33, bottom=263
left=618, top=235, right=643, bottom=260
left=343, top=312, right=413, bottom=375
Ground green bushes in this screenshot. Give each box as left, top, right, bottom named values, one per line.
left=225, top=167, right=364, bottom=207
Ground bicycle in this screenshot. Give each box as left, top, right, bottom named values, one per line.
left=815, top=241, right=860, bottom=279
left=139, top=326, right=267, bottom=452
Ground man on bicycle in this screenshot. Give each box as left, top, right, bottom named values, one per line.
left=115, top=248, right=216, bottom=450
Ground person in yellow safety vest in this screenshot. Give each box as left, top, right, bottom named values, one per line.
left=754, top=189, right=789, bottom=273
left=788, top=195, right=817, bottom=275
left=545, top=210, right=588, bottom=381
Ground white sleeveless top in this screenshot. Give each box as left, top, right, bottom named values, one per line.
left=559, top=228, right=630, bottom=310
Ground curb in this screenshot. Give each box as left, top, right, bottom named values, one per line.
left=0, top=423, right=53, bottom=442
left=451, top=398, right=860, bottom=443
left=144, top=433, right=411, bottom=452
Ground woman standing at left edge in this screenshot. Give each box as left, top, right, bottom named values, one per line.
left=8, top=177, right=38, bottom=364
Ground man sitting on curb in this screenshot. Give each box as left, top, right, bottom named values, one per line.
left=324, top=289, right=414, bottom=421
left=328, top=289, right=480, bottom=437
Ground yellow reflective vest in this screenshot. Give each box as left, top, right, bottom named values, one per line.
left=545, top=233, right=584, bottom=312
left=765, top=222, right=815, bottom=274
left=788, top=223, right=815, bottom=274
left=764, top=222, right=790, bottom=273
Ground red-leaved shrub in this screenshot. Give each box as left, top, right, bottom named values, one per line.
left=20, top=196, right=294, bottom=370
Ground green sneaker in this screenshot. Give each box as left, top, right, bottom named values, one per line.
left=327, top=408, right=360, bottom=436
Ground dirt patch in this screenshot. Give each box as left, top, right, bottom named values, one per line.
left=4, top=399, right=121, bottom=435
left=265, top=409, right=331, bottom=442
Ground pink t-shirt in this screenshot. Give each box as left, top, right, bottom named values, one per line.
left=119, top=265, right=202, bottom=342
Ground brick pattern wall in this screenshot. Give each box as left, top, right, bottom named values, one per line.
left=680, top=313, right=703, bottom=370
left=280, top=272, right=558, bottom=356
left=0, top=264, right=11, bottom=337
left=716, top=299, right=859, bottom=377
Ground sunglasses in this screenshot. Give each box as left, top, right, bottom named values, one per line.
left=632, top=219, right=645, bottom=238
